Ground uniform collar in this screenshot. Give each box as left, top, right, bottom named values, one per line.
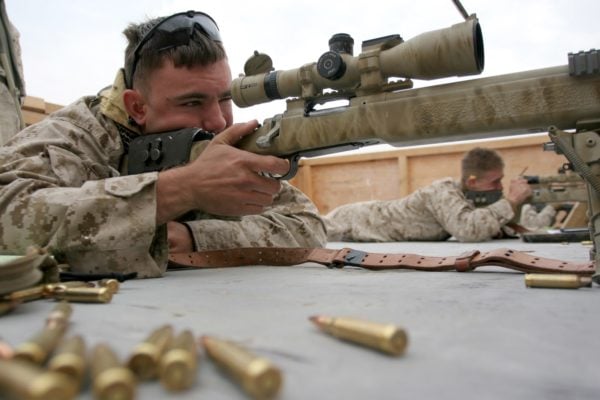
left=99, top=69, right=142, bottom=135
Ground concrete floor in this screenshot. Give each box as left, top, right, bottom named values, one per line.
left=1, top=239, right=598, bottom=399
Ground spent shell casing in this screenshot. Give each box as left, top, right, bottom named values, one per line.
left=98, top=279, right=120, bottom=294
left=1, top=281, right=90, bottom=304
left=91, top=343, right=136, bottom=400
left=309, top=315, right=408, bottom=356
left=46, top=301, right=72, bottom=329
left=51, top=286, right=113, bottom=303
left=1, top=285, right=47, bottom=303
left=47, top=335, right=86, bottom=389
left=159, top=329, right=197, bottom=391
left=525, top=273, right=593, bottom=289
left=0, top=358, right=78, bottom=400
left=128, top=325, right=173, bottom=380
left=46, top=281, right=95, bottom=290
left=201, top=335, right=282, bottom=400
left=13, top=303, right=72, bottom=365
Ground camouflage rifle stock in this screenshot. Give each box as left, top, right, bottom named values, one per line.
left=226, top=16, right=600, bottom=179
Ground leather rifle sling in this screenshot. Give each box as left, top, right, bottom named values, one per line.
left=168, top=247, right=595, bottom=275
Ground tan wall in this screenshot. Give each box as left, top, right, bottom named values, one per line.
left=21, top=96, right=63, bottom=126
left=290, top=134, right=568, bottom=214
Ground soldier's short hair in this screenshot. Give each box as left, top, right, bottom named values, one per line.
left=122, top=11, right=227, bottom=91
left=461, top=147, right=504, bottom=181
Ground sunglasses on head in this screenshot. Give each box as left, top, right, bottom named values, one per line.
left=126, top=10, right=222, bottom=88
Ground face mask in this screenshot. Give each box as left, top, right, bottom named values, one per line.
left=464, top=189, right=503, bottom=207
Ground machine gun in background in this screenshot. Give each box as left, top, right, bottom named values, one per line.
left=524, top=172, right=588, bottom=205
left=522, top=170, right=589, bottom=233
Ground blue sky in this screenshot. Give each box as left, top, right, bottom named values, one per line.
left=6, top=0, right=600, bottom=125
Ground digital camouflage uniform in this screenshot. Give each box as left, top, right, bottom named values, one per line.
left=324, top=177, right=514, bottom=242
left=519, top=204, right=556, bottom=231
left=0, top=1, right=25, bottom=145
left=0, top=70, right=326, bottom=278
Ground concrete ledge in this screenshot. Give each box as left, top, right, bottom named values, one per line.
left=1, top=239, right=598, bottom=399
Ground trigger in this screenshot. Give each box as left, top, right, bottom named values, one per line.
left=279, top=154, right=301, bottom=180
left=261, top=154, right=301, bottom=180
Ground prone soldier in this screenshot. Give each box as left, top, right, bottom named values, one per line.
left=324, top=147, right=533, bottom=242
left=0, top=10, right=326, bottom=278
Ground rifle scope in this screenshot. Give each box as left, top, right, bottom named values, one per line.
left=232, top=18, right=483, bottom=108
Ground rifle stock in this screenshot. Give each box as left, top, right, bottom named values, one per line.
left=235, top=65, right=600, bottom=159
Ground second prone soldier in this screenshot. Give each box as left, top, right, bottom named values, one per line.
left=324, top=147, right=532, bottom=242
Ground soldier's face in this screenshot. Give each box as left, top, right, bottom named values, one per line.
left=138, top=58, right=234, bottom=134
left=468, top=168, right=504, bottom=192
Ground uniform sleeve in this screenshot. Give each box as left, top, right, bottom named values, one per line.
left=185, top=182, right=327, bottom=250
left=426, top=184, right=515, bottom=242
left=0, top=112, right=168, bottom=278
left=519, top=204, right=556, bottom=230
left=323, top=201, right=391, bottom=242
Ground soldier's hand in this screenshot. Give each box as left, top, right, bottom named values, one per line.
left=167, top=222, right=194, bottom=253
left=156, top=121, right=289, bottom=224
left=506, top=177, right=532, bottom=209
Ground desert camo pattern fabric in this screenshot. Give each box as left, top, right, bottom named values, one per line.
left=0, top=71, right=326, bottom=278
left=324, top=178, right=515, bottom=242
left=184, top=182, right=327, bottom=250
left=0, top=93, right=167, bottom=278
left=0, top=11, right=25, bottom=145
left=519, top=204, right=557, bottom=231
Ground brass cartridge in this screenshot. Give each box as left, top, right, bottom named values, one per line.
left=46, top=301, right=72, bottom=329
left=51, top=286, right=113, bottom=303
left=309, top=315, right=408, bottom=356
left=159, top=329, right=198, bottom=391
left=91, top=343, right=136, bottom=400
left=98, top=279, right=120, bottom=294
left=47, top=281, right=96, bottom=290
left=525, top=273, right=593, bottom=289
left=1, top=285, right=47, bottom=303
left=13, top=302, right=72, bottom=365
left=201, top=335, right=282, bottom=400
left=128, top=325, right=173, bottom=380
left=47, top=335, right=86, bottom=389
left=0, top=358, right=78, bottom=400
left=2, top=282, right=94, bottom=304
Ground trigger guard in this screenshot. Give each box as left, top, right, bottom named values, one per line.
left=278, top=154, right=302, bottom=180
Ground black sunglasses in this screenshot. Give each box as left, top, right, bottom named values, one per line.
left=126, top=10, right=222, bottom=88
